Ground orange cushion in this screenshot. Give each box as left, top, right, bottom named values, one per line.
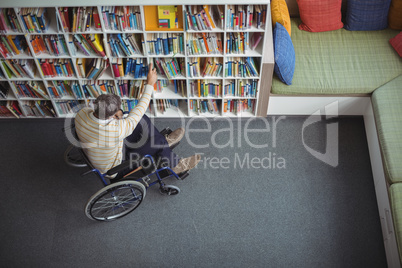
left=389, top=0, right=402, bottom=30
left=296, top=0, right=343, bottom=32
left=271, top=0, right=291, bottom=36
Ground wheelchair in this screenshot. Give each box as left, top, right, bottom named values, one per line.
left=64, top=125, right=189, bottom=222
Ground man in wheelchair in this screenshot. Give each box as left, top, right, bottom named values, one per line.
left=74, top=63, right=201, bottom=180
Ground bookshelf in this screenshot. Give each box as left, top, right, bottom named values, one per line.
left=0, top=0, right=274, bottom=119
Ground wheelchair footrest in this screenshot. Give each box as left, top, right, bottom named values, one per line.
left=179, top=171, right=189, bottom=180
left=160, top=127, right=172, bottom=137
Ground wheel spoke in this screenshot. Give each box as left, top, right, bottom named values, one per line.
left=89, top=184, right=144, bottom=220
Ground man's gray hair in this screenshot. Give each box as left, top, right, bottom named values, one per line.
left=94, top=94, right=121, bottom=119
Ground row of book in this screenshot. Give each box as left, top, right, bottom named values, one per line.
left=111, top=58, right=148, bottom=78
left=116, top=80, right=145, bottom=99
left=55, top=100, right=80, bottom=114
left=156, top=99, right=179, bottom=114
left=0, top=8, right=23, bottom=33
left=48, top=80, right=82, bottom=99
left=38, top=59, right=76, bottom=78
left=226, top=32, right=251, bottom=54
left=20, top=100, right=56, bottom=117
left=154, top=79, right=186, bottom=97
left=184, top=5, right=220, bottom=31
left=58, top=7, right=101, bottom=32
left=76, top=58, right=109, bottom=79
left=226, top=5, right=266, bottom=30
left=187, top=57, right=223, bottom=78
left=0, top=35, right=28, bottom=58
left=102, top=6, right=142, bottom=31
left=225, top=57, right=259, bottom=77
left=3, top=59, right=35, bottom=79
left=0, top=100, right=23, bottom=117
left=154, top=58, right=184, bottom=79
left=82, top=80, right=115, bottom=98
left=70, top=34, right=106, bottom=58
left=223, top=99, right=255, bottom=114
left=224, top=79, right=258, bottom=97
left=19, top=8, right=50, bottom=33
left=122, top=99, right=140, bottom=112
left=30, top=35, right=68, bottom=56
left=12, top=81, right=48, bottom=99
left=186, top=33, right=222, bottom=56
left=147, top=33, right=184, bottom=56
left=107, top=33, right=143, bottom=57
left=122, top=99, right=153, bottom=114
left=189, top=80, right=221, bottom=97
left=190, top=99, right=220, bottom=114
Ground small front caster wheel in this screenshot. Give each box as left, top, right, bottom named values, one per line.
left=159, top=185, right=180, bottom=196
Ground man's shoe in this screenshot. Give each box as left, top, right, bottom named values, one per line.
left=166, top=128, right=185, bottom=147
left=172, top=154, right=201, bottom=174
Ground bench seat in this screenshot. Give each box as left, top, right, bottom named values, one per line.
left=372, top=75, right=402, bottom=184
left=271, top=18, right=402, bottom=95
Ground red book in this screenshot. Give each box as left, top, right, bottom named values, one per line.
left=0, top=43, right=8, bottom=58
left=112, top=63, right=120, bottom=77
left=63, top=8, right=70, bottom=31
left=64, top=61, right=73, bottom=77
left=93, top=8, right=101, bottom=29
left=41, top=60, right=50, bottom=77
left=49, top=60, right=57, bottom=77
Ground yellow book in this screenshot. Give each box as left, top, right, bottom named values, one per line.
left=203, top=5, right=216, bottom=28
left=91, top=34, right=106, bottom=58
left=158, top=6, right=176, bottom=28
left=7, top=36, right=20, bottom=55
left=27, top=8, right=36, bottom=32
left=72, top=8, right=77, bottom=32
left=117, top=58, right=124, bottom=77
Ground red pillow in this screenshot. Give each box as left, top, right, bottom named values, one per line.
left=297, top=0, right=343, bottom=32
left=390, top=32, right=402, bottom=57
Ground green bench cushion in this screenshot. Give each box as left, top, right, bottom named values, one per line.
left=372, top=75, right=402, bottom=184
left=389, top=183, right=402, bottom=261
left=272, top=18, right=402, bottom=95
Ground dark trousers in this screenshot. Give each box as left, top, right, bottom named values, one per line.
left=117, top=115, right=180, bottom=179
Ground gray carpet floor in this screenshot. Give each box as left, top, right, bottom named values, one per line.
left=0, top=116, right=386, bottom=267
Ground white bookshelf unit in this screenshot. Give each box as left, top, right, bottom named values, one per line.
left=0, top=0, right=274, bottom=119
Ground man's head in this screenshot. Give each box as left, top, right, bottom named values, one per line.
left=93, top=94, right=121, bottom=120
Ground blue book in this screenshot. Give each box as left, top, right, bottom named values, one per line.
left=131, top=59, right=137, bottom=76
left=116, top=34, right=130, bottom=56
left=179, top=34, right=184, bottom=53
left=154, top=39, right=159, bottom=55
left=133, top=14, right=138, bottom=30
left=162, top=35, right=169, bottom=55
left=168, top=34, right=173, bottom=53
left=129, top=14, right=134, bottom=30
left=134, top=61, right=141, bottom=78
left=125, top=58, right=132, bottom=76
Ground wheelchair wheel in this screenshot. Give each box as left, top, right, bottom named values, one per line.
left=159, top=185, right=180, bottom=196
left=85, top=181, right=146, bottom=221
left=64, top=145, right=87, bottom=167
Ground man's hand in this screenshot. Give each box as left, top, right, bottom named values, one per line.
left=147, top=62, right=157, bottom=86
left=113, top=109, right=124, bottom=120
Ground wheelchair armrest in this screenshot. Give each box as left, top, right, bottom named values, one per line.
left=106, top=155, right=156, bottom=176
left=106, top=160, right=132, bottom=176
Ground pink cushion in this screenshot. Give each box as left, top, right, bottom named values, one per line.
left=390, top=32, right=402, bottom=57
left=296, top=0, right=343, bottom=32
